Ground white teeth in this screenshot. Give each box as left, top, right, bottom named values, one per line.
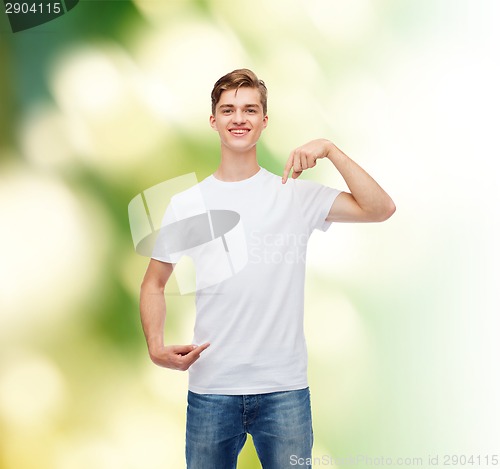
left=230, top=129, right=249, bottom=135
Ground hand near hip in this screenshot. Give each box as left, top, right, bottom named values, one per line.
left=149, top=343, right=210, bottom=371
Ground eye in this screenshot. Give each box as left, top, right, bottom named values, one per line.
left=246, top=109, right=256, bottom=113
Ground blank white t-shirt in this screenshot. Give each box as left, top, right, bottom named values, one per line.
left=152, top=167, right=341, bottom=395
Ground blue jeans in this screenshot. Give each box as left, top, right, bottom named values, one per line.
left=185, top=387, right=313, bottom=469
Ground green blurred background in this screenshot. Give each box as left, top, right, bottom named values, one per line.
left=1, top=1, right=499, bottom=468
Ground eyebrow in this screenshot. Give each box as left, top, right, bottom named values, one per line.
left=218, top=104, right=260, bottom=109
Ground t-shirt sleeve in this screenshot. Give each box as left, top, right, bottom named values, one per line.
left=151, top=202, right=181, bottom=264
left=294, top=178, right=341, bottom=232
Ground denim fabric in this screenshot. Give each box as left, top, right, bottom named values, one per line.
left=185, top=387, right=313, bottom=469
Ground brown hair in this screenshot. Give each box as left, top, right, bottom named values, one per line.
left=211, top=69, right=268, bottom=115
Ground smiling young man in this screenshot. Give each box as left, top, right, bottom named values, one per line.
left=140, top=69, right=395, bottom=469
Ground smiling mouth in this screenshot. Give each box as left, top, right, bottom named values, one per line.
left=229, top=129, right=250, bottom=136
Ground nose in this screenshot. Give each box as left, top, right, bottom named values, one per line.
left=232, top=109, right=246, bottom=124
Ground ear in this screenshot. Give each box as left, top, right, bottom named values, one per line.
left=209, top=114, right=217, bottom=130
left=262, top=114, right=268, bottom=129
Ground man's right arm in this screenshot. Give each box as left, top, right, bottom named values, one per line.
left=140, top=259, right=210, bottom=371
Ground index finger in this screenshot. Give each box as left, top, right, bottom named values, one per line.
left=189, top=342, right=210, bottom=356
left=182, top=342, right=210, bottom=368
left=282, top=151, right=295, bottom=184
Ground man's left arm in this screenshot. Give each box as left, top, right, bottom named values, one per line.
left=282, top=138, right=396, bottom=223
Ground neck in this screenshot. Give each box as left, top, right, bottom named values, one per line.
left=213, top=146, right=260, bottom=182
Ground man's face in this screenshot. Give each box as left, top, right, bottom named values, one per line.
left=210, top=87, right=268, bottom=154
